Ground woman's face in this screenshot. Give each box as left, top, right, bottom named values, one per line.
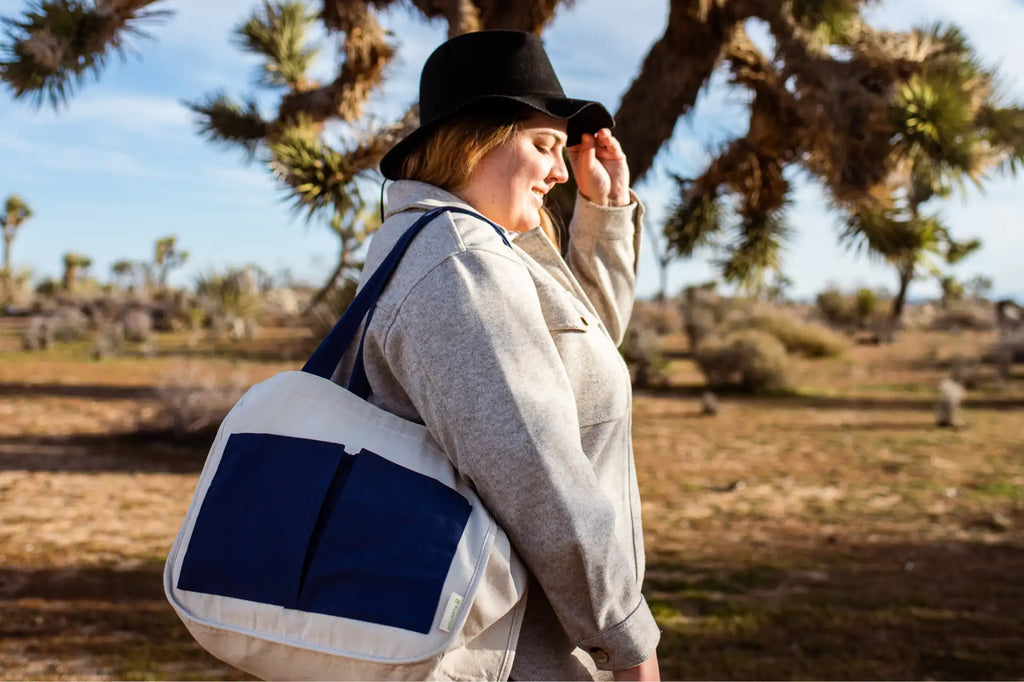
left=455, top=113, right=570, bottom=233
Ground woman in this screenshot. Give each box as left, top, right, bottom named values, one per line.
left=339, top=30, right=660, bottom=681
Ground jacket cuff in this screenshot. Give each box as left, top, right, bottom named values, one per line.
left=576, top=597, right=661, bottom=671
left=571, top=190, right=641, bottom=240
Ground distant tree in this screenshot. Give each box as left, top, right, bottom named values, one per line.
left=1, top=194, right=33, bottom=277
left=840, top=25, right=1021, bottom=324
left=762, top=271, right=793, bottom=303
left=154, top=234, right=187, bottom=290
left=939, top=275, right=964, bottom=308
left=964, top=274, right=994, bottom=301
left=110, top=258, right=137, bottom=289
left=62, top=251, right=92, bottom=292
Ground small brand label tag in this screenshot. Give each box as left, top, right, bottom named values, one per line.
left=439, top=592, right=464, bottom=633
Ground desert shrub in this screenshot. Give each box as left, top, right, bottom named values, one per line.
left=930, top=304, right=996, bottom=331
left=816, top=288, right=858, bottom=327
left=736, top=306, right=847, bottom=358
left=631, top=299, right=684, bottom=336
left=855, top=288, right=878, bottom=323
left=620, top=327, right=668, bottom=388
left=682, top=298, right=745, bottom=350
left=694, top=329, right=791, bottom=392
left=143, top=364, right=249, bottom=437
left=34, top=278, right=61, bottom=298
left=195, top=267, right=263, bottom=328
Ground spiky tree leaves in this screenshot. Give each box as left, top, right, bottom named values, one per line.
left=237, top=1, right=319, bottom=91
left=664, top=178, right=724, bottom=259
left=0, top=0, right=169, bottom=106
left=268, top=121, right=359, bottom=221
left=663, top=2, right=1024, bottom=297
left=187, top=92, right=270, bottom=157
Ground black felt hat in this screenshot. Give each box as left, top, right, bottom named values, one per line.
left=379, top=30, right=614, bottom=180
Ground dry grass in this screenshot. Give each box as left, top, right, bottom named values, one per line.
left=0, top=316, right=1021, bottom=679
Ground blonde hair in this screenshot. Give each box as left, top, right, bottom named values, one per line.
left=398, top=104, right=527, bottom=191
left=538, top=206, right=562, bottom=251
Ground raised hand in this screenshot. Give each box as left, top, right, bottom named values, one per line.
left=566, top=128, right=630, bottom=207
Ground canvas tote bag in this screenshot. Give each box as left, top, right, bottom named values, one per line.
left=164, top=207, right=529, bottom=680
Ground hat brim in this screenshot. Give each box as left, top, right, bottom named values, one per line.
left=379, top=95, right=613, bottom=180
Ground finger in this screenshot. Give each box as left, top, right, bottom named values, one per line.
left=571, top=132, right=596, bottom=169
left=595, top=130, right=625, bottom=159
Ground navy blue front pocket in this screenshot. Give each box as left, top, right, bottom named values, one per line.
left=177, top=434, right=472, bottom=634
left=298, top=449, right=472, bottom=633
left=177, top=433, right=349, bottom=607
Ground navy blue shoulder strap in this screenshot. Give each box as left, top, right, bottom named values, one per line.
left=301, top=206, right=511, bottom=398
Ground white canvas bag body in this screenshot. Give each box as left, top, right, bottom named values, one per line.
left=164, top=207, right=529, bottom=680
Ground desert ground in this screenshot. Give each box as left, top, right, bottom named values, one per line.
left=0, top=316, right=1021, bottom=680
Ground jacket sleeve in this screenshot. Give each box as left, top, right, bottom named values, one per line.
left=565, top=190, right=644, bottom=345
left=380, top=246, right=660, bottom=671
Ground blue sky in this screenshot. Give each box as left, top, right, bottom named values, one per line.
left=1, top=0, right=1023, bottom=301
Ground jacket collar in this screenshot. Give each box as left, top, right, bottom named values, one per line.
left=385, top=179, right=536, bottom=243
left=384, top=180, right=479, bottom=219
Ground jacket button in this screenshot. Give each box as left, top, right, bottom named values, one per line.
left=588, top=647, right=609, bottom=664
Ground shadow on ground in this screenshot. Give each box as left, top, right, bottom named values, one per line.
left=2, top=536, right=1021, bottom=680
left=0, top=429, right=215, bottom=474
left=646, top=538, right=1024, bottom=680
left=0, top=564, right=250, bottom=680
left=0, top=383, right=154, bottom=400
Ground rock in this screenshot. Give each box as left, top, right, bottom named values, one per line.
left=936, top=378, right=966, bottom=428
left=122, top=309, right=153, bottom=343
left=701, top=391, right=720, bottom=416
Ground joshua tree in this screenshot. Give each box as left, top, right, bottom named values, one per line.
left=154, top=234, right=187, bottom=290
left=664, top=10, right=1024, bottom=295
left=1, top=194, right=33, bottom=277
left=839, top=25, right=1023, bottom=324
left=110, top=258, right=137, bottom=290
left=62, top=251, right=92, bottom=292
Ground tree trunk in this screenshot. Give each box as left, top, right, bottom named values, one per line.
left=890, top=262, right=914, bottom=327
left=305, top=241, right=353, bottom=314
left=614, top=0, right=748, bottom=182
left=445, top=0, right=482, bottom=36
left=477, top=0, right=564, bottom=33
left=657, top=257, right=670, bottom=302
left=2, top=232, right=11, bottom=275
left=63, top=265, right=77, bottom=293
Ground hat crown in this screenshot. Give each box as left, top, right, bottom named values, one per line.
left=419, top=31, right=566, bottom=125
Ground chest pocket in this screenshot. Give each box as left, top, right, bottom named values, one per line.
left=534, top=280, right=630, bottom=427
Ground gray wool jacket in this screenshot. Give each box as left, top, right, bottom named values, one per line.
left=335, top=180, right=660, bottom=680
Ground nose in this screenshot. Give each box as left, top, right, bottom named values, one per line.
left=549, top=153, right=569, bottom=184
